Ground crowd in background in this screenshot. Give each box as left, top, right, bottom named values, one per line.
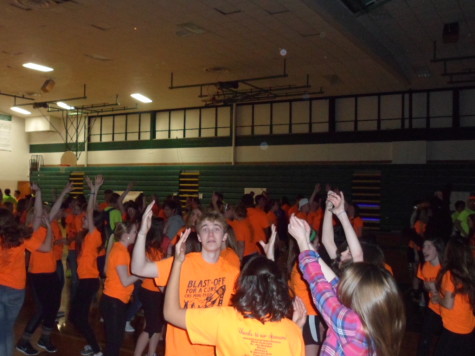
left=0, top=179, right=474, bottom=356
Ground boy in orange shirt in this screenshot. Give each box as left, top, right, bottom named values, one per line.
left=163, top=223, right=305, bottom=356
left=132, top=208, right=240, bottom=356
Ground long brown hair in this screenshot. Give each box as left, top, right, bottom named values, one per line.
left=338, top=263, right=406, bottom=356
left=0, top=208, right=32, bottom=248
left=436, top=236, right=475, bottom=311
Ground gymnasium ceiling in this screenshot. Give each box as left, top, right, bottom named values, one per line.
left=1, top=0, right=474, bottom=117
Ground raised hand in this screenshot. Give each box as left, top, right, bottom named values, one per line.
left=174, top=228, right=191, bottom=263
left=292, top=296, right=307, bottom=329
left=259, top=224, right=277, bottom=261
left=94, top=175, right=104, bottom=189
left=85, top=176, right=93, bottom=190
left=139, top=200, right=155, bottom=236
left=326, top=190, right=345, bottom=215
left=63, top=181, right=74, bottom=194
left=288, top=214, right=313, bottom=252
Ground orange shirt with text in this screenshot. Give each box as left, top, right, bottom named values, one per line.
left=154, top=253, right=239, bottom=356
left=186, top=306, right=305, bottom=356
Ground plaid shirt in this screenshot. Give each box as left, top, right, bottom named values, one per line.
left=299, top=250, right=374, bottom=356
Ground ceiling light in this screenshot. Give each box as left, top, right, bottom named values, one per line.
left=11, top=106, right=31, bottom=115
left=22, top=62, right=54, bottom=72
left=57, top=101, right=75, bottom=110
left=130, top=93, right=152, bottom=103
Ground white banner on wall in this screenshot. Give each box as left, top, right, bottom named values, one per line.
left=0, top=114, right=12, bottom=151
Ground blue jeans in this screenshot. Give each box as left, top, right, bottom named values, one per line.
left=0, top=285, right=25, bottom=356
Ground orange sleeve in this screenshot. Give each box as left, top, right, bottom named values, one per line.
left=154, top=257, right=174, bottom=286
left=24, top=227, right=46, bottom=252
left=289, top=264, right=318, bottom=315
left=267, top=211, right=277, bottom=226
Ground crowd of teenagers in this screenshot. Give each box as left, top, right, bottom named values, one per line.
left=0, top=178, right=474, bottom=356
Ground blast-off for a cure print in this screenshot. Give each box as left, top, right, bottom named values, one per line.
left=183, top=277, right=226, bottom=308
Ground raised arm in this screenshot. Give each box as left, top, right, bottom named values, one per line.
left=31, top=183, right=43, bottom=231
left=321, top=199, right=337, bottom=259
left=118, top=182, right=134, bottom=215
left=37, top=213, right=53, bottom=252
left=288, top=214, right=337, bottom=282
left=327, top=191, right=363, bottom=263
left=116, top=265, right=140, bottom=287
left=49, top=182, right=73, bottom=222
left=211, top=192, right=220, bottom=212
left=131, top=201, right=158, bottom=277
left=85, top=175, right=103, bottom=233
left=309, top=183, right=321, bottom=206
left=164, top=228, right=191, bottom=329
left=258, top=224, right=277, bottom=261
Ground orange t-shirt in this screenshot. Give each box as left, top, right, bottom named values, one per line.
left=154, top=252, right=239, bottom=356
left=77, top=228, right=102, bottom=279
left=307, top=209, right=323, bottom=232
left=289, top=263, right=318, bottom=316
left=228, top=218, right=256, bottom=256
left=267, top=211, right=277, bottom=226
left=51, top=220, right=64, bottom=261
left=287, top=203, right=299, bottom=218
left=66, top=212, right=85, bottom=251
left=295, top=211, right=307, bottom=221
left=417, top=262, right=441, bottom=315
left=246, top=207, right=270, bottom=247
left=220, top=247, right=240, bottom=270
left=439, top=271, right=475, bottom=334
left=281, top=204, right=290, bottom=216
left=0, top=230, right=43, bottom=289
left=103, top=242, right=134, bottom=303
left=186, top=306, right=305, bottom=356
left=351, top=216, right=364, bottom=236
left=142, top=247, right=163, bottom=292
left=29, top=226, right=56, bottom=274
left=99, top=202, right=110, bottom=211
